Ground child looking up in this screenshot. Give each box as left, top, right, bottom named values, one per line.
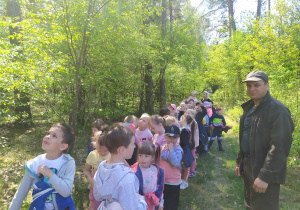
left=87, top=119, right=108, bottom=156
left=136, top=113, right=153, bottom=143
left=150, top=115, right=166, bottom=149
left=179, top=115, right=195, bottom=190
left=168, top=103, right=178, bottom=118
left=131, top=142, right=165, bottom=210
left=84, top=131, right=111, bottom=210
left=9, top=123, right=76, bottom=210
left=93, top=123, right=147, bottom=210
left=160, top=125, right=183, bottom=210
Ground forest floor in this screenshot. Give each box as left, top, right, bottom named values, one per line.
left=1, top=121, right=300, bottom=209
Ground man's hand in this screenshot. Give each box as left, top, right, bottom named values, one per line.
left=253, top=178, right=268, bottom=193
left=38, top=165, right=54, bottom=178
left=235, top=166, right=241, bottom=177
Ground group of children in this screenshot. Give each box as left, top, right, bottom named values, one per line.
left=9, top=90, right=231, bottom=210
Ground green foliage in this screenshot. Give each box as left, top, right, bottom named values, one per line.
left=206, top=1, right=300, bottom=158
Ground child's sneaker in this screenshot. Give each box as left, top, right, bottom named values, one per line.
left=189, top=171, right=196, bottom=178
left=180, top=180, right=189, bottom=190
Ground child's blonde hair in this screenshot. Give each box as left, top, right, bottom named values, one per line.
left=163, top=115, right=178, bottom=128
left=92, top=131, right=106, bottom=148
left=184, top=114, right=196, bottom=148
left=185, top=109, right=196, bottom=117
left=124, top=115, right=138, bottom=124
left=150, top=114, right=166, bottom=127
left=140, top=113, right=151, bottom=120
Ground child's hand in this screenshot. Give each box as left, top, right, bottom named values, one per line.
left=167, top=142, right=174, bottom=151
left=38, top=165, right=54, bottom=178
left=158, top=206, right=163, bottom=210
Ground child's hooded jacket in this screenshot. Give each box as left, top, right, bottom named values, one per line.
left=9, top=154, right=75, bottom=210
left=93, top=160, right=147, bottom=210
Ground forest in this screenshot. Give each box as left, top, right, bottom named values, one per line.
left=1, top=0, right=300, bottom=209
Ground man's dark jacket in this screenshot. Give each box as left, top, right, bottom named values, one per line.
left=236, top=91, right=294, bottom=184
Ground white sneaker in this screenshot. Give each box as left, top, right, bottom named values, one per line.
left=180, top=180, right=189, bottom=190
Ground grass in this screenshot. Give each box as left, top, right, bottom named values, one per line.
left=1, top=123, right=300, bottom=209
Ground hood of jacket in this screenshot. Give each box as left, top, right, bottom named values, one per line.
left=93, top=160, right=135, bottom=200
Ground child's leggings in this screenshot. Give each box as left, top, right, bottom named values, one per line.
left=89, top=185, right=101, bottom=210
left=183, top=167, right=190, bottom=182
left=191, top=148, right=196, bottom=173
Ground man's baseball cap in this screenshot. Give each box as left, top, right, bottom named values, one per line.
left=243, top=71, right=268, bottom=83
left=165, top=125, right=180, bottom=137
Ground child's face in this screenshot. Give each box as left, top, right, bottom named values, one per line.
left=195, top=105, right=202, bottom=112
left=151, top=123, right=162, bottom=134
left=92, top=127, right=99, bottom=135
left=189, top=101, right=194, bottom=106
left=164, top=135, right=179, bottom=144
left=216, top=110, right=222, bottom=115
left=139, top=117, right=149, bottom=130
left=138, top=153, right=154, bottom=168
left=179, top=103, right=186, bottom=111
left=42, top=127, right=67, bottom=152
left=96, top=144, right=109, bottom=157
left=122, top=136, right=136, bottom=159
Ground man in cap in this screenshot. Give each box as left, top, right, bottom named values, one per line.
left=235, top=71, right=294, bottom=209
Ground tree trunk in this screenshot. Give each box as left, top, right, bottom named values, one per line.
left=268, top=0, right=271, bottom=15
left=227, top=0, right=236, bottom=36
left=160, top=0, right=167, bottom=108
left=145, top=63, right=154, bottom=114
left=141, top=1, right=153, bottom=114
left=257, top=0, right=262, bottom=19
left=7, top=0, right=32, bottom=126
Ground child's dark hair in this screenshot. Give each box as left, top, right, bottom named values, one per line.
left=137, top=141, right=161, bottom=165
left=52, top=123, right=75, bottom=149
left=92, top=119, right=106, bottom=130
left=124, top=115, right=138, bottom=124
left=184, top=114, right=196, bottom=148
left=159, top=107, right=170, bottom=117
left=150, top=114, right=166, bottom=127
left=104, top=123, right=134, bottom=154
